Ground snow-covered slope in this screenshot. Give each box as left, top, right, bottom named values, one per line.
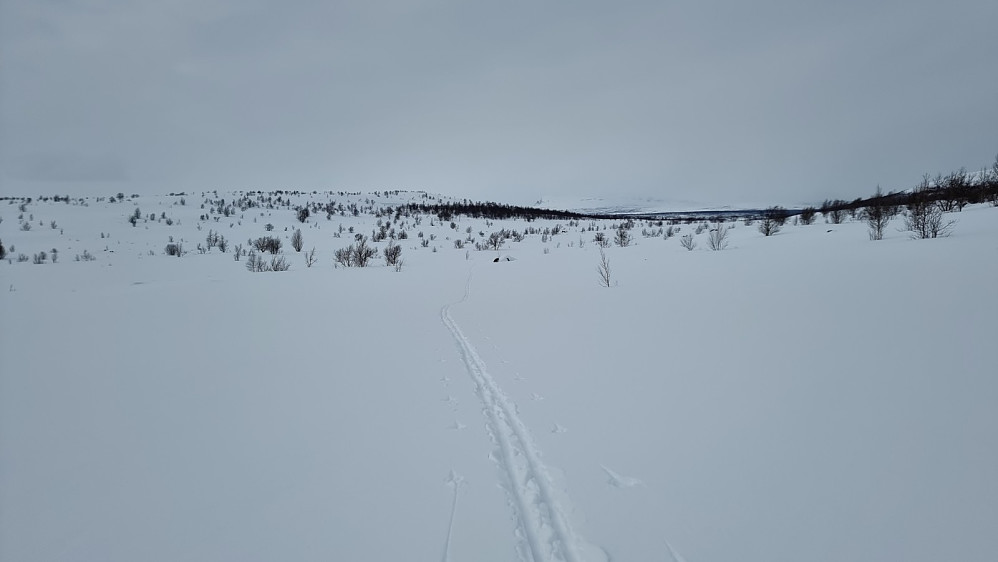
left=1, top=192, right=995, bottom=561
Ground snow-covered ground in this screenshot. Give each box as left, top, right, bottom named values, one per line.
left=1, top=192, right=995, bottom=561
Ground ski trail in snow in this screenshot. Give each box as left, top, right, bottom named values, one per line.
left=441, top=470, right=464, bottom=562
left=600, top=465, right=645, bottom=488
left=664, top=540, right=689, bottom=562
left=442, top=270, right=588, bottom=562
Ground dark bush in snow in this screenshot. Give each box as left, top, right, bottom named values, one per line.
left=165, top=243, right=183, bottom=257
left=253, top=236, right=282, bottom=254
left=383, top=240, right=402, bottom=266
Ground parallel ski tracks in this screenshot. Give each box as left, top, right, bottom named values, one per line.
left=441, top=271, right=585, bottom=562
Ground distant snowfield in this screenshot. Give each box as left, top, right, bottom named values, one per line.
left=1, top=192, right=996, bottom=562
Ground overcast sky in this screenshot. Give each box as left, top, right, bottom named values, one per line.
left=2, top=0, right=997, bottom=207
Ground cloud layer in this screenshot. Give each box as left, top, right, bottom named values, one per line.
left=3, top=0, right=997, bottom=206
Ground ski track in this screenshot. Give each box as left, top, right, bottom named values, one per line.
left=442, top=270, right=586, bottom=562
left=441, top=470, right=464, bottom=562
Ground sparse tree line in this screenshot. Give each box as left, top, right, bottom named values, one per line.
left=4, top=154, right=996, bottom=274
left=813, top=157, right=998, bottom=220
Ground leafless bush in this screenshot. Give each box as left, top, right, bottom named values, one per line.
left=253, top=236, right=282, bottom=254
left=707, top=225, right=729, bottom=250
left=614, top=226, right=631, bottom=247
left=304, top=247, right=318, bottom=267
left=758, top=206, right=788, bottom=236
left=487, top=231, right=504, bottom=251
left=596, top=247, right=611, bottom=287
left=757, top=212, right=781, bottom=236
left=352, top=236, right=376, bottom=267
left=798, top=207, right=817, bottom=225
left=679, top=234, right=696, bottom=251
left=593, top=231, right=609, bottom=248
left=904, top=201, right=955, bottom=239
left=863, top=186, right=894, bottom=241
left=334, top=246, right=353, bottom=267
left=291, top=228, right=304, bottom=252
left=246, top=251, right=268, bottom=272
left=269, top=254, right=291, bottom=271
left=165, top=242, right=183, bottom=257
left=383, top=240, right=402, bottom=266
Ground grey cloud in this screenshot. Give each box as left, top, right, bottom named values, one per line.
left=9, top=151, right=127, bottom=182
left=2, top=0, right=996, bottom=206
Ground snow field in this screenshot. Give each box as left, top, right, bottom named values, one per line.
left=1, top=193, right=996, bottom=561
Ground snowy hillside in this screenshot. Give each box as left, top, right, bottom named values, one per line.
left=1, top=191, right=996, bottom=562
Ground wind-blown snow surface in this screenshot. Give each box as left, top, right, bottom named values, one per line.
left=1, top=193, right=996, bottom=561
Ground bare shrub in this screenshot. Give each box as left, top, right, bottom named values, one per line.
left=304, top=247, right=318, bottom=268
left=352, top=236, right=376, bottom=267
left=253, top=236, right=282, bottom=254
left=798, top=207, right=817, bottom=225
left=679, top=233, right=696, bottom=251
left=593, top=231, right=609, bottom=248
left=334, top=246, right=354, bottom=267
left=707, top=225, right=729, bottom=250
left=863, top=186, right=894, bottom=241
left=383, top=240, right=402, bottom=266
left=905, top=201, right=955, bottom=239
left=165, top=243, right=183, bottom=257
left=596, top=247, right=611, bottom=287
left=487, top=231, right=504, bottom=251
left=246, top=251, right=268, bottom=272
left=269, top=254, right=291, bottom=271
left=758, top=207, right=785, bottom=236
left=291, top=228, right=303, bottom=252
left=614, top=226, right=631, bottom=247
left=904, top=180, right=956, bottom=239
